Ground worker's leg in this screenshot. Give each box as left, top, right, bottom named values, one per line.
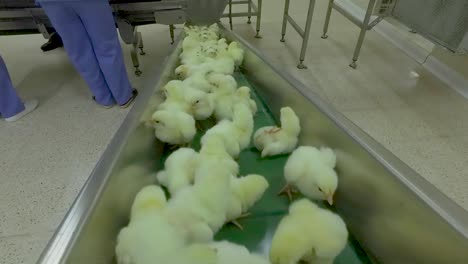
left=73, top=2, right=133, bottom=105
left=0, top=56, right=24, bottom=118
left=40, top=3, right=114, bottom=106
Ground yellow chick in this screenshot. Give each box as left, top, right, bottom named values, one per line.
left=228, top=41, right=245, bottom=67
left=214, top=86, right=257, bottom=121
left=226, top=174, right=269, bottom=230
left=254, top=107, right=300, bottom=158
left=161, top=80, right=184, bottom=99
left=201, top=103, right=254, bottom=158
left=281, top=146, right=338, bottom=204
left=210, top=241, right=271, bottom=264
left=270, top=199, right=348, bottom=264
left=156, top=148, right=199, bottom=196
left=185, top=88, right=215, bottom=120
left=197, top=134, right=239, bottom=177
left=151, top=110, right=196, bottom=146
left=116, top=185, right=187, bottom=264
left=163, top=163, right=231, bottom=243
left=164, top=243, right=218, bottom=264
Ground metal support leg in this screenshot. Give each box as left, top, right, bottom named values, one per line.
left=138, top=32, right=145, bottom=55
left=321, top=0, right=334, bottom=39
left=254, top=0, right=263, bottom=38
left=169, top=25, right=175, bottom=44
left=280, top=0, right=290, bottom=42
left=131, top=48, right=142, bottom=76
left=297, top=0, right=315, bottom=69
left=229, top=0, right=233, bottom=30
left=349, top=0, right=375, bottom=69
left=247, top=0, right=252, bottom=24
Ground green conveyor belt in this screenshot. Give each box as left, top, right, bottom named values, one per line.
left=158, top=72, right=373, bottom=264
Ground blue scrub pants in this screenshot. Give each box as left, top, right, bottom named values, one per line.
left=40, top=2, right=132, bottom=106
left=0, top=56, right=24, bottom=118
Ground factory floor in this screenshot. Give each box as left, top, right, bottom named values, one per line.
left=0, top=0, right=467, bottom=263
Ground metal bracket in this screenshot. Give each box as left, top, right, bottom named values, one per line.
left=223, top=0, right=263, bottom=37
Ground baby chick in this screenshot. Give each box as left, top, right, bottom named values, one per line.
left=156, top=148, right=199, bottom=196
left=161, top=80, right=184, bottom=99
left=116, top=186, right=187, bottom=264
left=151, top=110, right=196, bottom=146
left=210, top=241, right=271, bottom=264
left=270, top=199, right=348, bottom=264
left=254, top=107, right=300, bottom=158
left=198, top=134, right=239, bottom=177
left=201, top=103, right=254, bottom=158
left=226, top=174, right=269, bottom=230
left=228, top=41, right=245, bottom=67
left=165, top=243, right=218, bottom=264
left=163, top=163, right=231, bottom=243
left=281, top=146, right=338, bottom=204
left=185, top=88, right=215, bottom=120
left=214, top=86, right=257, bottom=121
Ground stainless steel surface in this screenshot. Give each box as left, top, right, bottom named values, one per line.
left=392, top=0, right=468, bottom=53
left=38, top=25, right=468, bottom=264
left=185, top=0, right=228, bottom=25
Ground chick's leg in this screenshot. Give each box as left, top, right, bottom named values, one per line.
left=278, top=184, right=297, bottom=201
left=229, top=212, right=251, bottom=230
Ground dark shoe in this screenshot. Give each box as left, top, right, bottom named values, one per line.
left=92, top=96, right=114, bottom=109
left=41, top=32, right=63, bottom=52
left=120, top=89, right=139, bottom=109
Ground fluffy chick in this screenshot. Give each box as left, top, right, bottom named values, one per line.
left=185, top=88, right=215, bottom=120
left=198, top=134, right=239, bottom=177
left=270, top=199, right=348, bottom=264
left=280, top=146, right=337, bottom=204
left=116, top=186, right=186, bottom=264
left=228, top=41, right=245, bottom=67
left=226, top=174, right=269, bottom=229
left=156, top=148, right=199, bottom=196
left=254, top=107, right=300, bottom=158
left=163, top=163, right=231, bottom=243
left=151, top=110, right=196, bottom=146
left=210, top=241, right=271, bottom=264
left=201, top=103, right=254, bottom=158
left=214, top=86, right=257, bottom=121
left=165, top=244, right=218, bottom=264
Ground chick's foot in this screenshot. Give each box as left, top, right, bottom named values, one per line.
left=278, top=184, right=297, bottom=201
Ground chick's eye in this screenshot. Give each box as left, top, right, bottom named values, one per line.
left=318, top=187, right=323, bottom=192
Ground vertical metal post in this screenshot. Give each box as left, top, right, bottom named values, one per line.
left=297, top=0, right=315, bottom=69
left=138, top=32, right=145, bottom=55
left=321, top=0, right=334, bottom=39
left=247, top=0, right=252, bottom=24
left=349, top=0, right=375, bottom=69
left=229, top=0, right=233, bottom=30
left=169, top=25, right=175, bottom=44
left=254, top=0, right=263, bottom=38
left=280, top=0, right=290, bottom=42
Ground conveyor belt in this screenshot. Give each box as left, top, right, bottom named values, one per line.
left=156, top=72, right=374, bottom=264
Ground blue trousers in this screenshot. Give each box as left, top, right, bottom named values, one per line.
left=40, top=2, right=132, bottom=106
left=0, top=56, right=24, bottom=118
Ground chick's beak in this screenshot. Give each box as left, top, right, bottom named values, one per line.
left=326, top=193, right=334, bottom=206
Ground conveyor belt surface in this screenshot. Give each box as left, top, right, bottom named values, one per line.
left=155, top=72, right=374, bottom=264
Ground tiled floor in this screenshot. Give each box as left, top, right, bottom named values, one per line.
left=0, top=0, right=467, bottom=263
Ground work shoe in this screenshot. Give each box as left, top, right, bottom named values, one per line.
left=5, top=99, right=39, bottom=122
left=120, top=89, right=139, bottom=109
left=92, top=96, right=114, bottom=109
left=41, top=32, right=63, bottom=52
